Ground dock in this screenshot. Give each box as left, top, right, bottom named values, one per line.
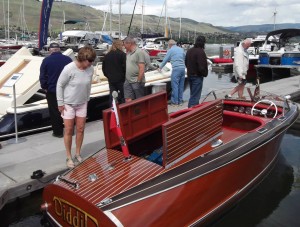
left=0, top=75, right=299, bottom=210
left=211, top=63, right=233, bottom=72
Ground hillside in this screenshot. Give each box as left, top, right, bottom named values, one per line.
left=224, top=23, right=300, bottom=33
left=0, top=0, right=232, bottom=42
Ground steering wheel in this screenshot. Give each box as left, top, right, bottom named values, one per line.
left=251, top=99, right=278, bottom=118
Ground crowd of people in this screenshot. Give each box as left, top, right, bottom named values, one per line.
left=39, top=36, right=250, bottom=168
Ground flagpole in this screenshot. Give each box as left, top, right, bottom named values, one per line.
left=111, top=91, right=131, bottom=160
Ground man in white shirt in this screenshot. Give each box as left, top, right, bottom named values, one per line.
left=226, top=38, right=252, bottom=99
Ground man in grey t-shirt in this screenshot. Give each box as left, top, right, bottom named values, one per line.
left=123, top=37, right=146, bottom=102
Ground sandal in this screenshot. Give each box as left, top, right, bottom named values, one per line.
left=74, top=154, right=82, bottom=163
left=66, top=157, right=75, bottom=168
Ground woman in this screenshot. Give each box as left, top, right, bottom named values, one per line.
left=56, top=46, right=96, bottom=168
left=102, top=39, right=126, bottom=104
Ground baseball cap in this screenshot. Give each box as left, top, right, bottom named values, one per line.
left=49, top=42, right=60, bottom=49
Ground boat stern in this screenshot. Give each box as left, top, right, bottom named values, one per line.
left=41, top=184, right=119, bottom=227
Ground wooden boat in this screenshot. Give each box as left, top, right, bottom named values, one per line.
left=0, top=47, right=173, bottom=138
left=41, top=87, right=299, bottom=226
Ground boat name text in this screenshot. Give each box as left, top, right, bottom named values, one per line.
left=53, top=196, right=99, bottom=227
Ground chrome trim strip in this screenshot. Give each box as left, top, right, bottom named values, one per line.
left=104, top=211, right=124, bottom=227
left=47, top=211, right=63, bottom=227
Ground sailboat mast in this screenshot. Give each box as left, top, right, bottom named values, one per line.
left=22, top=0, right=25, bottom=39
left=3, top=0, right=7, bottom=40
left=164, top=0, right=168, bottom=38
left=179, top=9, right=182, bottom=40
left=8, top=0, right=10, bottom=42
left=102, top=11, right=108, bottom=31
left=141, top=0, right=144, bottom=34
left=109, top=0, right=112, bottom=36
left=63, top=10, right=65, bottom=32
left=273, top=9, right=277, bottom=30
left=127, top=0, right=137, bottom=36
left=118, top=0, right=121, bottom=39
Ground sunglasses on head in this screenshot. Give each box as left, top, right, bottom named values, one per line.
left=87, top=59, right=94, bottom=63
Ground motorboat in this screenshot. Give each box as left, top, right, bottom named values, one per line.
left=256, top=29, right=300, bottom=81
left=0, top=47, right=173, bottom=139
left=142, top=37, right=169, bottom=59
left=40, top=86, right=299, bottom=226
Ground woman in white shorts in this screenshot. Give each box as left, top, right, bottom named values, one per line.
left=57, top=46, right=96, bottom=168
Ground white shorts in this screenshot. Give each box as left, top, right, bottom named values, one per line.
left=62, top=102, right=87, bottom=119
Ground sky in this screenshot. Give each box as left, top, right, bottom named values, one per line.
left=62, top=0, right=300, bottom=27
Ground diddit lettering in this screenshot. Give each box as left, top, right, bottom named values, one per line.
left=53, top=196, right=98, bottom=227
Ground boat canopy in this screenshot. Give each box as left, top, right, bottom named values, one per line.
left=62, top=30, right=92, bottom=38
left=141, top=33, right=164, bottom=39
left=266, top=29, right=300, bottom=47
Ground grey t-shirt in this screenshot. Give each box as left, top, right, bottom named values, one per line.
left=125, top=47, right=146, bottom=83
left=56, top=62, right=94, bottom=106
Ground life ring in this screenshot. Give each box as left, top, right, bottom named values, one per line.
left=223, top=49, right=230, bottom=56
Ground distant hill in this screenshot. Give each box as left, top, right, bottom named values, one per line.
left=0, top=0, right=232, bottom=42
left=224, top=23, right=300, bottom=33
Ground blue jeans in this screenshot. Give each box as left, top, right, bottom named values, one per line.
left=188, top=76, right=204, bottom=108
left=171, top=68, right=185, bottom=104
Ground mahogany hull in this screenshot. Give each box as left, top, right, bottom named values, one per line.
left=109, top=133, right=283, bottom=226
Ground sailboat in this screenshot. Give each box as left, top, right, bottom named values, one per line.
left=0, top=0, right=24, bottom=50
left=142, top=0, right=169, bottom=59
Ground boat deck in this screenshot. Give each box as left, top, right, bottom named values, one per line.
left=56, top=148, right=164, bottom=205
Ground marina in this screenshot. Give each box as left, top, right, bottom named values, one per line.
left=0, top=1, right=300, bottom=226
left=0, top=72, right=299, bottom=225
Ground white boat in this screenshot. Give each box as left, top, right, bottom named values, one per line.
left=142, top=37, right=169, bottom=59
left=256, top=29, right=300, bottom=80
left=0, top=47, right=173, bottom=138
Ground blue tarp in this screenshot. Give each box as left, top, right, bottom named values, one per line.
left=101, top=35, right=113, bottom=45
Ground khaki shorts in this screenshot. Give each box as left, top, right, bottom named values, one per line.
left=62, top=102, right=87, bottom=119
left=124, top=80, right=145, bottom=100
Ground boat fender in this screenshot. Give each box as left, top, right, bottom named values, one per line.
left=31, top=169, right=45, bottom=179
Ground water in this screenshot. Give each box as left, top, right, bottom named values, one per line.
left=213, top=129, right=300, bottom=227
left=1, top=45, right=300, bottom=226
